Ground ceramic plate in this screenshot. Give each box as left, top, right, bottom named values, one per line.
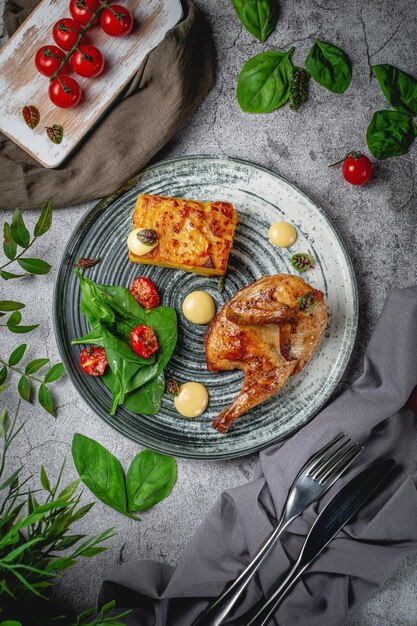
left=54, top=156, right=358, bottom=459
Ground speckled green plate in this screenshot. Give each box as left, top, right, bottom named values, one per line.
left=54, top=156, right=358, bottom=459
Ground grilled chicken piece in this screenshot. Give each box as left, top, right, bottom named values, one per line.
left=205, top=274, right=327, bottom=433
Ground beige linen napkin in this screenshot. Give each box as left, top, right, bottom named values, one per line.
left=0, top=0, right=215, bottom=209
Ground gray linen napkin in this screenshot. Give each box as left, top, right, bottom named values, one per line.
left=99, top=285, right=417, bottom=625
left=0, top=0, right=214, bottom=210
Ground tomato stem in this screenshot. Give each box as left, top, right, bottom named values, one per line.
left=328, top=151, right=362, bottom=167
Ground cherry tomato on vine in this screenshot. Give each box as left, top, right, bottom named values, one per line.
left=49, top=76, right=82, bottom=108
left=71, top=44, right=104, bottom=78
left=100, top=5, right=134, bottom=37
left=35, top=45, right=67, bottom=77
left=130, top=277, right=160, bottom=309
left=70, top=0, right=101, bottom=26
left=52, top=18, right=83, bottom=50
left=130, top=325, right=159, bottom=359
left=80, top=346, right=108, bottom=376
left=342, top=152, right=373, bottom=186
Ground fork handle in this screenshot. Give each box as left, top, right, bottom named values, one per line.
left=192, top=516, right=289, bottom=626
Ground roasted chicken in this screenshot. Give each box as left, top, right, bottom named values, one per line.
left=205, top=274, right=327, bottom=433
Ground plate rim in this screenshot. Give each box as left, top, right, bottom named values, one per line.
left=53, top=154, right=359, bottom=459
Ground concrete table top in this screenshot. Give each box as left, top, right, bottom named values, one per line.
left=1, top=0, right=417, bottom=624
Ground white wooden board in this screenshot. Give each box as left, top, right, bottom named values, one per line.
left=0, top=0, right=183, bottom=168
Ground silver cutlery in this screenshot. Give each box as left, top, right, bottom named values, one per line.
left=245, top=458, right=395, bottom=626
left=192, top=433, right=363, bottom=626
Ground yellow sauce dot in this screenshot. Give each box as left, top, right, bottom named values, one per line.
left=174, top=382, right=209, bottom=418
left=127, top=228, right=158, bottom=256
left=182, top=291, right=216, bottom=325
left=268, top=222, right=297, bottom=248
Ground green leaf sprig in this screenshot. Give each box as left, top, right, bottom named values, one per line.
left=0, top=344, right=65, bottom=415
left=72, top=433, right=177, bottom=519
left=231, top=0, right=278, bottom=43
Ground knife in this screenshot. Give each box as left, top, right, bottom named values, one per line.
left=245, top=458, right=395, bottom=626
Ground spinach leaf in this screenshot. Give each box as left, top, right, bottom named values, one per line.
left=231, top=0, right=278, bottom=42
left=237, top=48, right=294, bottom=113
left=105, top=370, right=166, bottom=415
left=126, top=449, right=176, bottom=513
left=373, top=64, right=417, bottom=116
left=75, top=270, right=115, bottom=325
left=366, top=110, right=416, bottom=159
left=72, top=433, right=138, bottom=519
left=305, top=39, right=351, bottom=94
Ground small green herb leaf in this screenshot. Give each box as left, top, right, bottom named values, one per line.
left=18, top=375, right=32, bottom=402
left=25, top=358, right=49, bottom=374
left=17, top=258, right=51, bottom=275
left=290, top=252, right=314, bottom=273
left=8, top=323, right=39, bottom=334
left=11, top=209, right=30, bottom=248
left=166, top=378, right=180, bottom=397
left=0, top=270, right=26, bottom=280
left=0, top=367, right=7, bottom=386
left=8, top=343, right=27, bottom=365
left=0, top=408, right=10, bottom=433
left=3, top=222, right=17, bottom=260
left=45, top=124, right=63, bottom=144
left=40, top=466, right=51, bottom=492
left=44, top=362, right=65, bottom=383
left=289, top=66, right=309, bottom=110
left=38, top=383, right=55, bottom=416
left=237, top=48, right=294, bottom=113
left=231, top=0, right=278, bottom=42
left=373, top=64, right=417, bottom=116
left=22, top=104, right=40, bottom=129
left=218, top=274, right=226, bottom=293
left=305, top=39, right=352, bottom=94
left=7, top=311, right=22, bottom=327
left=0, top=300, right=25, bottom=311
left=297, top=291, right=317, bottom=315
left=34, top=197, right=53, bottom=237
left=126, top=450, right=176, bottom=513
left=0, top=383, right=10, bottom=394
left=366, top=110, right=416, bottom=159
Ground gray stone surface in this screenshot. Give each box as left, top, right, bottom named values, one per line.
left=1, top=0, right=417, bottom=623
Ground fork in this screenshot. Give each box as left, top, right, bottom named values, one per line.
left=192, top=433, right=363, bottom=626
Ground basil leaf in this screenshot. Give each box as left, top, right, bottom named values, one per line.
left=305, top=39, right=351, bottom=94
left=44, top=362, right=65, bottom=383
left=366, top=110, right=416, bottom=159
left=38, top=383, right=55, bottom=416
left=17, top=258, right=51, bottom=275
left=71, top=433, right=136, bottom=519
left=126, top=449, right=176, bottom=513
left=0, top=301, right=24, bottom=311
left=237, top=48, right=294, bottom=113
left=18, top=375, right=31, bottom=402
left=25, top=358, right=49, bottom=374
left=34, top=197, right=53, bottom=237
left=373, top=64, right=417, bottom=116
left=3, top=223, right=16, bottom=260
left=8, top=343, right=27, bottom=366
left=231, top=0, right=278, bottom=42
left=11, top=209, right=30, bottom=248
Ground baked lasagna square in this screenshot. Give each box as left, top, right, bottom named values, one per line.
left=128, top=194, right=237, bottom=276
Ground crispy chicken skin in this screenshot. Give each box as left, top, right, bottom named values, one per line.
left=205, top=274, right=327, bottom=434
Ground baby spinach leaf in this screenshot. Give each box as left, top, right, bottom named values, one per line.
left=71, top=433, right=138, bottom=519
left=366, top=110, right=416, bottom=159
left=373, top=64, right=417, bottom=116
left=237, top=48, right=294, bottom=113
left=75, top=270, right=115, bottom=325
left=231, top=0, right=278, bottom=42
left=305, top=39, right=351, bottom=94
left=105, top=370, right=166, bottom=415
left=126, top=449, right=176, bottom=513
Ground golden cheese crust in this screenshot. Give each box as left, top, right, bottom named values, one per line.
left=129, top=194, right=238, bottom=276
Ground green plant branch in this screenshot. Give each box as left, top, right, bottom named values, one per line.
left=0, top=237, right=36, bottom=272
left=0, top=360, right=45, bottom=384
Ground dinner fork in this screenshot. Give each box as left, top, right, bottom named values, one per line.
left=192, top=433, right=363, bottom=626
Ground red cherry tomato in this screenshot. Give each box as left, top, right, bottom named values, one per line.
left=49, top=76, right=82, bottom=108
left=130, top=325, right=159, bottom=359
left=342, top=152, right=373, bottom=186
left=100, top=5, right=134, bottom=37
left=53, top=18, right=83, bottom=50
left=71, top=44, right=104, bottom=78
left=35, top=45, right=67, bottom=77
left=70, top=0, right=101, bottom=26
left=80, top=346, right=108, bottom=376
left=130, top=277, right=160, bottom=309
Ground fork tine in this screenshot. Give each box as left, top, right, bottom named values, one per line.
left=308, top=435, right=351, bottom=478
left=306, top=433, right=347, bottom=475
left=319, top=444, right=364, bottom=485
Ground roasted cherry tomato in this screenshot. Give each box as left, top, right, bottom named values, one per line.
left=130, top=277, right=160, bottom=309
left=70, top=0, right=101, bottom=26
left=130, top=325, right=159, bottom=359
left=35, top=45, right=67, bottom=77
left=100, top=5, right=134, bottom=37
left=342, top=152, right=373, bottom=186
left=49, top=75, right=82, bottom=108
left=52, top=18, right=83, bottom=50
left=80, top=346, right=108, bottom=376
left=71, top=44, right=104, bottom=78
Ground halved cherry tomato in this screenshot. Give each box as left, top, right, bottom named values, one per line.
left=80, top=346, right=108, bottom=376
left=53, top=18, right=83, bottom=50
left=71, top=44, right=104, bottom=78
left=49, top=76, right=82, bottom=108
left=70, top=0, right=101, bottom=26
left=130, top=277, right=160, bottom=309
left=342, top=152, right=373, bottom=186
left=100, top=5, right=134, bottom=37
left=35, top=45, right=67, bottom=77
left=130, top=325, right=158, bottom=358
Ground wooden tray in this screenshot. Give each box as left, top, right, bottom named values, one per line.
left=0, top=0, right=183, bottom=168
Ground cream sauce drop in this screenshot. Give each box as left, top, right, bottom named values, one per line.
left=174, top=382, right=209, bottom=418
left=127, top=228, right=158, bottom=256
left=268, top=222, right=297, bottom=248
left=182, top=290, right=216, bottom=325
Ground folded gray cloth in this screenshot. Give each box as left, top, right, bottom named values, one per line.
left=99, top=285, right=417, bottom=625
